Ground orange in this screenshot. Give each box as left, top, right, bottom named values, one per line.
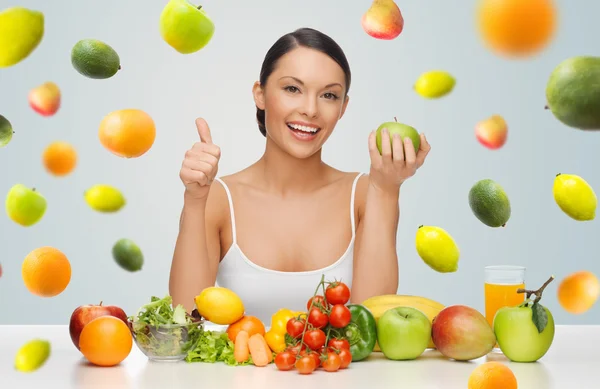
left=79, top=316, right=132, bottom=367
left=42, top=141, right=77, bottom=176
left=22, top=246, right=71, bottom=297
left=476, top=0, right=557, bottom=58
left=468, top=362, right=517, bottom=389
left=226, top=315, right=266, bottom=343
left=98, top=109, right=156, bottom=158
left=557, top=271, right=600, bottom=314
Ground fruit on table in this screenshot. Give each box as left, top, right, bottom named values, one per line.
left=361, top=0, right=404, bottom=40
left=99, top=109, right=156, bottom=158
left=160, top=0, right=216, bottom=54
left=195, top=286, right=245, bottom=325
left=0, top=114, right=14, bottom=147
left=494, top=276, right=555, bottom=362
left=71, top=39, right=120, bottom=79
left=468, top=178, right=511, bottom=227
left=342, top=304, right=377, bottom=361
left=415, top=225, right=460, bottom=273
left=376, top=306, right=431, bottom=360
left=414, top=70, right=456, bottom=99
left=361, top=294, right=444, bottom=349
left=0, top=7, right=44, bottom=68
left=22, top=246, right=71, bottom=297
left=375, top=117, right=420, bottom=156
left=431, top=305, right=496, bottom=361
left=476, top=0, right=557, bottom=58
left=468, top=361, right=518, bottom=389
left=69, top=302, right=128, bottom=350
left=112, top=238, right=144, bottom=272
left=79, top=316, right=132, bottom=367
left=557, top=271, right=600, bottom=314
left=29, top=82, right=61, bottom=116
left=475, top=114, right=508, bottom=149
left=227, top=315, right=265, bottom=343
left=14, top=339, right=51, bottom=372
left=84, top=184, right=126, bottom=213
left=42, top=141, right=77, bottom=176
left=553, top=173, right=597, bottom=221
left=545, top=56, right=600, bottom=130
left=265, top=308, right=302, bottom=353
left=6, top=184, right=47, bottom=227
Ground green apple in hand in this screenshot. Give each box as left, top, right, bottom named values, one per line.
left=5, top=184, right=47, bottom=226
left=494, top=276, right=556, bottom=362
left=160, top=0, right=215, bottom=54
left=376, top=117, right=421, bottom=157
left=376, top=306, right=431, bottom=360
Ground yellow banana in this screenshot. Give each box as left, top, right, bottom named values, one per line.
left=360, top=294, right=445, bottom=350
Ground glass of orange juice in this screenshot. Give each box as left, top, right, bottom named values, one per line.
left=484, top=265, right=526, bottom=329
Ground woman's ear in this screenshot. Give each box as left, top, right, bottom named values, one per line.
left=252, top=81, right=265, bottom=110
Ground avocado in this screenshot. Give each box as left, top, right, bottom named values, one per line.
left=71, top=39, right=121, bottom=79
left=468, top=179, right=511, bottom=227
left=112, top=238, right=144, bottom=272
left=545, top=56, right=600, bottom=130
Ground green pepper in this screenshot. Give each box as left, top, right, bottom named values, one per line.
left=343, top=304, right=377, bottom=362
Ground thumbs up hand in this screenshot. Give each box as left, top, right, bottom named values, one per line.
left=179, top=118, right=222, bottom=201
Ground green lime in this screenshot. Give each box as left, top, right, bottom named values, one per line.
left=112, top=238, right=144, bottom=272
left=0, top=114, right=14, bottom=147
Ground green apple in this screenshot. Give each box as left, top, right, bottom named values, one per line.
left=376, top=306, right=431, bottom=360
left=159, top=0, right=215, bottom=54
left=5, top=184, right=47, bottom=227
left=376, top=117, right=421, bottom=157
left=0, top=114, right=13, bottom=147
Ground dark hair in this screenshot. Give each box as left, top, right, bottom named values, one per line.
left=256, top=27, right=352, bottom=137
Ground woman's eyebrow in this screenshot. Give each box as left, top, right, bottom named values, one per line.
left=279, top=76, right=342, bottom=89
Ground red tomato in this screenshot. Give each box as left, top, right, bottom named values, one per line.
left=307, top=307, right=329, bottom=329
left=325, top=282, right=350, bottom=305
left=300, top=349, right=321, bottom=368
left=303, top=328, right=326, bottom=350
left=322, top=352, right=342, bottom=372
left=338, top=348, right=352, bottom=368
left=295, top=355, right=316, bottom=374
left=307, top=295, right=327, bottom=310
left=287, top=343, right=305, bottom=355
left=275, top=351, right=296, bottom=371
left=328, top=337, right=350, bottom=351
left=329, top=304, right=352, bottom=328
left=286, top=317, right=306, bottom=338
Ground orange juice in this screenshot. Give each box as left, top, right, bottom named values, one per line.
left=484, top=282, right=525, bottom=327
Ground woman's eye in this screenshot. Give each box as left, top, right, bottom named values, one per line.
left=323, top=92, right=339, bottom=100
left=285, top=86, right=299, bottom=93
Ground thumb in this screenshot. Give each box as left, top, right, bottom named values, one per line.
left=195, top=118, right=213, bottom=144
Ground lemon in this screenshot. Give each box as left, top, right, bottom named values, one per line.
left=0, top=7, right=44, bottom=68
left=195, top=287, right=244, bottom=325
left=415, top=225, right=460, bottom=273
left=553, top=173, right=597, bottom=221
left=14, top=339, right=50, bottom=372
left=414, top=70, right=456, bottom=99
left=84, top=184, right=126, bottom=212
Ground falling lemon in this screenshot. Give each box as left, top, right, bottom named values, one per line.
left=415, top=225, right=460, bottom=273
left=0, top=7, right=44, bottom=68
left=414, top=70, right=456, bottom=99
left=553, top=173, right=597, bottom=221
left=84, top=184, right=126, bottom=213
left=14, top=339, right=51, bottom=372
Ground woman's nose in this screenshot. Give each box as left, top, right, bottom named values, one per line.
left=299, top=95, right=319, bottom=118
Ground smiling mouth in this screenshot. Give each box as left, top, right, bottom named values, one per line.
left=286, top=123, right=321, bottom=135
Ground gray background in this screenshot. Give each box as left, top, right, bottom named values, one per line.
left=1, top=0, right=598, bottom=325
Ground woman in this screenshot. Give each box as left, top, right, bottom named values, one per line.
left=169, top=27, right=430, bottom=323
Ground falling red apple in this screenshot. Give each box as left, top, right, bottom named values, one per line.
left=28, top=81, right=61, bottom=117
left=361, top=0, right=404, bottom=40
left=69, top=301, right=128, bottom=350
left=475, top=114, right=508, bottom=150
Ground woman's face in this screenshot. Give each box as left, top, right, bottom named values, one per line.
left=253, top=46, right=349, bottom=159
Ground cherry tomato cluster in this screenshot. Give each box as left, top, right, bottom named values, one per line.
left=273, top=279, right=354, bottom=374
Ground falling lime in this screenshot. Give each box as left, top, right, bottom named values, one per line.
left=112, top=238, right=144, bottom=272
left=14, top=339, right=51, bottom=372
left=0, top=114, right=14, bottom=147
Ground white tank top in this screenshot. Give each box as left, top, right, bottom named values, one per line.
left=214, top=173, right=363, bottom=325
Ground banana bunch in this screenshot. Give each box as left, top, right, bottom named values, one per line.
left=360, top=294, right=445, bottom=350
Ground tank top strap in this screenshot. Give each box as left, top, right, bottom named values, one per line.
left=214, top=177, right=237, bottom=244
left=350, top=172, right=364, bottom=237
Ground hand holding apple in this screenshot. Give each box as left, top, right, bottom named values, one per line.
left=69, top=302, right=128, bottom=350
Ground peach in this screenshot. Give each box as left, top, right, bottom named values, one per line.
left=361, top=0, right=404, bottom=40
left=475, top=114, right=507, bottom=150
left=557, top=271, right=600, bottom=314
left=29, top=82, right=61, bottom=117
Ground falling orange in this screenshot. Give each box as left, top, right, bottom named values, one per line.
left=557, top=271, right=600, bottom=314
left=42, top=141, right=77, bottom=176
left=22, top=246, right=71, bottom=297
left=98, top=109, right=156, bottom=158
left=79, top=316, right=133, bottom=366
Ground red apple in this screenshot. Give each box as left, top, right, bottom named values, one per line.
left=431, top=305, right=496, bottom=361
left=69, top=301, right=128, bottom=350
left=28, top=81, right=61, bottom=117
left=475, top=114, right=508, bottom=149
left=361, top=0, right=404, bottom=40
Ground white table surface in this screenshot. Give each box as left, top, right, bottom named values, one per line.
left=2, top=324, right=598, bottom=388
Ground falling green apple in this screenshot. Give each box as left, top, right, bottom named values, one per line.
left=5, top=184, right=47, bottom=226
left=159, top=0, right=215, bottom=54
left=494, top=275, right=556, bottom=362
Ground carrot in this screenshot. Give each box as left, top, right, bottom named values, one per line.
left=247, top=333, right=273, bottom=367
left=234, top=330, right=250, bottom=363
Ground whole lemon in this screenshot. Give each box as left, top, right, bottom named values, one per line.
left=0, top=7, right=44, bottom=68
left=414, top=70, right=456, bottom=99
left=84, top=184, right=126, bottom=213
left=415, top=225, right=460, bottom=273
left=14, top=339, right=51, bottom=372
left=195, top=287, right=244, bottom=325
left=553, top=173, right=597, bottom=221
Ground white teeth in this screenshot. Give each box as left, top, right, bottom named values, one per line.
left=288, top=123, right=319, bottom=133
